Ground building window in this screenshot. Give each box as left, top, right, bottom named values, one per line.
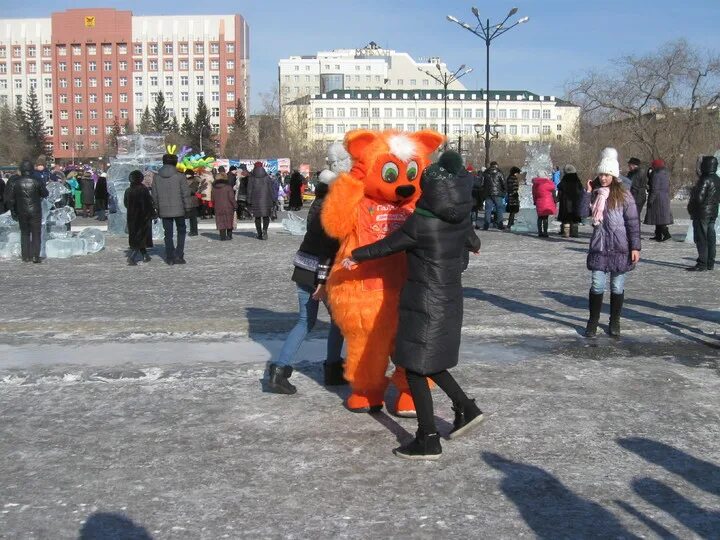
left=181, top=107, right=189, bottom=117
left=195, top=60, right=204, bottom=70
left=226, top=91, right=235, bottom=101
left=165, top=91, right=173, bottom=102
left=90, top=126, right=98, bottom=135
left=59, top=79, right=68, bottom=88
left=102, top=43, right=112, bottom=55
left=120, top=109, right=128, bottom=119
left=89, top=78, right=97, bottom=87
left=60, top=126, right=68, bottom=135
left=522, top=109, right=529, bottom=119
left=88, top=61, right=97, bottom=72
left=181, top=92, right=189, bottom=102
left=149, top=59, right=158, bottom=71
left=43, top=62, right=52, bottom=73
left=371, top=108, right=380, bottom=118
left=179, top=43, right=188, bottom=54
left=532, top=109, right=540, bottom=119
left=74, top=78, right=83, bottom=88
left=73, top=62, right=81, bottom=71
left=226, top=75, right=235, bottom=86
left=149, top=43, right=158, bottom=55
left=165, top=75, right=173, bottom=86
left=314, top=108, right=323, bottom=118
left=210, top=43, right=219, bottom=54
left=61, top=142, right=69, bottom=150
left=133, top=43, right=143, bottom=55
left=74, top=94, right=82, bottom=103
left=134, top=76, right=142, bottom=86
left=532, top=125, right=540, bottom=134
left=211, top=107, right=220, bottom=117
left=43, top=46, right=51, bottom=57
left=150, top=76, right=158, bottom=86
left=557, top=124, right=562, bottom=131
left=103, top=61, right=112, bottom=71
left=119, top=77, right=128, bottom=87
left=210, top=60, right=219, bottom=70
left=118, top=43, right=127, bottom=55
left=196, top=75, right=204, bottom=86
left=58, top=46, right=67, bottom=56
left=90, top=109, right=98, bottom=118
left=89, top=94, right=97, bottom=104
left=27, top=46, right=36, bottom=58
left=164, top=43, right=173, bottom=55
left=180, top=75, right=188, bottom=86
left=226, top=60, right=235, bottom=70
left=542, top=125, right=551, bottom=134
left=105, top=110, right=114, bottom=119
left=226, top=43, right=235, bottom=53
left=337, top=108, right=345, bottom=118
left=498, top=109, right=507, bottom=120
left=134, top=60, right=143, bottom=71
left=211, top=91, right=219, bottom=101
left=43, top=78, right=52, bottom=89
left=360, top=108, right=368, bottom=117
left=135, top=92, right=143, bottom=103
left=179, top=59, right=189, bottom=70
left=315, top=125, right=323, bottom=134
left=383, top=108, right=392, bottom=117
left=13, top=63, right=21, bottom=74
left=521, top=125, right=529, bottom=135
left=75, top=110, right=83, bottom=120
left=104, top=77, right=112, bottom=87
left=120, top=93, right=128, bottom=103
left=194, top=42, right=204, bottom=54
left=211, top=75, right=219, bottom=85
left=103, top=93, right=112, bottom=103
left=509, top=125, right=518, bottom=135
left=509, top=109, right=518, bottom=119
left=119, top=61, right=127, bottom=71
left=164, top=59, right=173, bottom=71
left=326, top=108, right=334, bottom=118
left=90, top=142, right=99, bottom=151
left=58, top=62, right=67, bottom=72
left=227, top=108, right=235, bottom=118
left=542, top=109, right=551, bottom=120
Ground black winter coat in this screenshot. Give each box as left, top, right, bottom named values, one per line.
left=79, top=177, right=95, bottom=205
left=292, top=183, right=340, bottom=287
left=5, top=173, right=48, bottom=219
left=288, top=172, right=304, bottom=208
left=247, top=166, right=277, bottom=217
left=628, top=166, right=649, bottom=209
left=557, top=173, right=584, bottom=223
left=94, top=177, right=108, bottom=202
left=124, top=183, right=156, bottom=250
left=352, top=164, right=481, bottom=375
left=505, top=174, right=520, bottom=213
left=483, top=165, right=506, bottom=197
left=687, top=156, right=720, bottom=223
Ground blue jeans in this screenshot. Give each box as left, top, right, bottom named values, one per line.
left=162, top=217, right=186, bottom=260
left=484, top=196, right=505, bottom=227
left=590, top=271, right=626, bottom=295
left=276, top=283, right=344, bottom=367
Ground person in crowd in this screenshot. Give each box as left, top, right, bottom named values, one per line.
left=185, top=171, right=200, bottom=236
left=227, top=165, right=238, bottom=189
left=66, top=171, right=83, bottom=211
left=582, top=148, right=641, bottom=338
left=557, top=164, right=584, bottom=238
left=79, top=170, right=95, bottom=218
left=247, top=161, right=277, bottom=240
left=152, top=153, right=192, bottom=265
left=199, top=169, right=214, bottom=219
left=235, top=164, right=250, bottom=220
left=124, top=170, right=156, bottom=266
left=644, top=159, right=673, bottom=241
left=341, top=150, right=482, bottom=460
left=505, top=166, right=521, bottom=229
left=0, top=172, right=6, bottom=213
left=532, top=173, right=557, bottom=237
left=551, top=165, right=562, bottom=187
left=482, top=161, right=506, bottom=230
left=211, top=168, right=237, bottom=240
left=469, top=166, right=483, bottom=229
left=686, top=156, right=720, bottom=272
left=4, top=159, right=49, bottom=263
left=627, top=157, right=649, bottom=219
left=32, top=155, right=50, bottom=185
left=288, top=170, right=304, bottom=211
left=266, top=169, right=346, bottom=394
left=94, top=173, right=108, bottom=221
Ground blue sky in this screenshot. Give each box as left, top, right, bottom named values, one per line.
left=5, top=0, right=720, bottom=112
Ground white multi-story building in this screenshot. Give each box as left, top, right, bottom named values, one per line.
left=283, top=89, right=580, bottom=146
left=278, top=41, right=466, bottom=107
left=0, top=8, right=249, bottom=160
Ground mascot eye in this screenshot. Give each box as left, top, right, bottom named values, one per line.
left=406, top=161, right=418, bottom=181
left=381, top=162, right=399, bottom=183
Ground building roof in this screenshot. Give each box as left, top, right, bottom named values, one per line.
left=285, top=90, right=578, bottom=107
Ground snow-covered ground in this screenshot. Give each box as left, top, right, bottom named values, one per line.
left=0, top=212, right=718, bottom=538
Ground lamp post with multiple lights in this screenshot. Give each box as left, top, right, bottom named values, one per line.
left=447, top=7, right=529, bottom=167
left=417, top=63, right=473, bottom=149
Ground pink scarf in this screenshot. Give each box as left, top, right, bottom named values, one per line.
left=591, top=187, right=610, bottom=226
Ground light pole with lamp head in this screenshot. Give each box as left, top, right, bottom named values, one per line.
left=448, top=8, right=529, bottom=167
left=417, top=63, right=473, bottom=149
left=199, top=124, right=209, bottom=153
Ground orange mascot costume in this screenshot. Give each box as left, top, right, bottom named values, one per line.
left=321, top=129, right=444, bottom=414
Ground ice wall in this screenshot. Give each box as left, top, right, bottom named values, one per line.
left=511, top=142, right=554, bottom=232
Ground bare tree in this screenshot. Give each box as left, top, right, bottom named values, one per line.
left=567, top=39, right=720, bottom=189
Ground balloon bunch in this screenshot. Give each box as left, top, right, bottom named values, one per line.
left=166, top=145, right=215, bottom=172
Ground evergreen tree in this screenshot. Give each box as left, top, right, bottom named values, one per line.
left=123, top=119, right=134, bottom=135
left=151, top=91, right=171, bottom=133
left=14, top=102, right=28, bottom=136
left=192, top=96, right=214, bottom=153
left=138, top=106, right=152, bottom=134
left=224, top=98, right=250, bottom=158
left=180, top=115, right=194, bottom=139
left=106, top=118, right=121, bottom=157
left=169, top=116, right=180, bottom=134
left=24, top=87, right=50, bottom=159
left=0, top=103, right=31, bottom=164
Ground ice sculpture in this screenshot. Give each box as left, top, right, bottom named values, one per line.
left=106, top=134, right=164, bottom=236
left=282, top=212, right=307, bottom=236
left=79, top=227, right=106, bottom=253
left=45, top=237, right=87, bottom=258
left=511, top=142, right=554, bottom=232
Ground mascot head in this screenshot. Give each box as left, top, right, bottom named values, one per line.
left=345, top=129, right=444, bottom=204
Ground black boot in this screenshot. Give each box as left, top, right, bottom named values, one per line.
left=393, top=429, right=442, bottom=461
left=127, top=250, right=138, bottom=266
left=227, top=229, right=233, bottom=240
left=267, top=364, right=297, bottom=394
left=323, top=360, right=347, bottom=386
left=448, top=399, right=484, bottom=439
left=219, top=229, right=227, bottom=241
left=609, top=293, right=624, bottom=338
left=585, top=292, right=604, bottom=338
left=659, top=226, right=672, bottom=242
left=570, top=223, right=579, bottom=238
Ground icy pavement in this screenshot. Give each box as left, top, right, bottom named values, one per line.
left=0, top=215, right=718, bottom=538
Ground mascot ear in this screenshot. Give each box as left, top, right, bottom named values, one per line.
left=410, top=130, right=445, bottom=156
left=345, top=130, right=380, bottom=160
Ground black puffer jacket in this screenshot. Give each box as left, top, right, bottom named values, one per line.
left=352, top=160, right=481, bottom=375
left=628, top=166, right=649, bottom=208
left=688, top=156, right=720, bottom=223
left=505, top=171, right=521, bottom=213
left=5, top=166, right=49, bottom=219
left=483, top=165, right=506, bottom=197
left=292, top=182, right=340, bottom=287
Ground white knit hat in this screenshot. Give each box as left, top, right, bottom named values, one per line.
left=596, top=147, right=620, bottom=177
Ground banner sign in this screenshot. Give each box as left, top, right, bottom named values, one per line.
left=226, top=158, right=291, bottom=175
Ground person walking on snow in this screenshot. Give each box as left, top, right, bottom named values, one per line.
left=686, top=156, right=720, bottom=271
left=644, top=159, right=673, bottom=242
left=482, top=161, right=506, bottom=230
left=582, top=148, right=641, bottom=338
left=211, top=170, right=237, bottom=241
left=342, top=150, right=483, bottom=461
left=4, top=159, right=48, bottom=263
left=532, top=174, right=557, bottom=237
left=152, top=153, right=192, bottom=265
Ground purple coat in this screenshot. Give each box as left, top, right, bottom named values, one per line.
left=581, top=189, right=641, bottom=273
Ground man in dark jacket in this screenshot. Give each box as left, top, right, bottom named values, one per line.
left=247, top=162, right=277, bottom=240
left=235, top=164, right=250, bottom=220
left=5, top=159, right=49, bottom=263
left=627, top=157, right=648, bottom=219
left=79, top=171, right=95, bottom=218
left=94, top=173, right=108, bottom=221
left=152, top=154, right=192, bottom=264
left=687, top=156, right=720, bottom=271
left=482, top=161, right=506, bottom=230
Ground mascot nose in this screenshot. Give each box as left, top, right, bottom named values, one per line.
left=395, top=185, right=416, bottom=198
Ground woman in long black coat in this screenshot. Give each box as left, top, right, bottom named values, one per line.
left=123, top=170, right=156, bottom=265
left=288, top=170, right=304, bottom=210
left=505, top=166, right=521, bottom=227
left=644, top=159, right=674, bottom=241
left=557, top=165, right=584, bottom=237
left=348, top=151, right=484, bottom=461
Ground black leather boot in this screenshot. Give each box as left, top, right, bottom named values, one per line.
left=585, top=292, right=604, bottom=337
left=609, top=293, right=624, bottom=337
left=267, top=364, right=297, bottom=394
left=393, top=429, right=442, bottom=460
left=449, top=399, right=484, bottom=439
left=323, top=360, right=347, bottom=386
left=219, top=229, right=227, bottom=241
left=227, top=229, right=233, bottom=240
left=570, top=223, right=579, bottom=238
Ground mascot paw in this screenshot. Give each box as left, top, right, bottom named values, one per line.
left=394, top=391, right=417, bottom=418
left=346, top=392, right=384, bottom=414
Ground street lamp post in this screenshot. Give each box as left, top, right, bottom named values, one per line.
left=199, top=125, right=209, bottom=153
left=448, top=8, right=529, bottom=167
left=417, top=63, right=473, bottom=149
